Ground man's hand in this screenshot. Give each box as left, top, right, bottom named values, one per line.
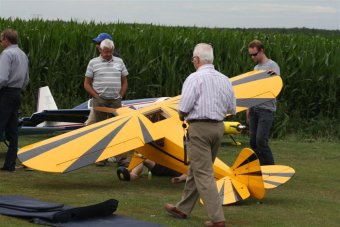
left=178, top=111, right=187, bottom=121
left=267, top=70, right=277, bottom=76
left=246, top=109, right=250, bottom=124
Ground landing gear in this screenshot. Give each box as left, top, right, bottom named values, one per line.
left=117, top=166, right=130, bottom=181
left=229, top=135, right=241, bottom=146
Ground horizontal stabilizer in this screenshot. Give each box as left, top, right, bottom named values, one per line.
left=216, top=177, right=250, bottom=205
left=261, top=165, right=295, bottom=189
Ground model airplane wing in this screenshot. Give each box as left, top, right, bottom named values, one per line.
left=18, top=109, right=167, bottom=173
left=231, top=70, right=283, bottom=113
left=129, top=70, right=282, bottom=118
left=157, top=70, right=283, bottom=114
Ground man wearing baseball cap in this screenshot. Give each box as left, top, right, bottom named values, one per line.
left=85, top=36, right=127, bottom=167
left=92, top=33, right=112, bottom=43
left=92, top=33, right=120, bottom=57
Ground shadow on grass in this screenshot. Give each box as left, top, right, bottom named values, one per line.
left=19, top=167, right=182, bottom=193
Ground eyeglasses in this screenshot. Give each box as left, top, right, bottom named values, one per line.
left=249, top=52, right=259, bottom=57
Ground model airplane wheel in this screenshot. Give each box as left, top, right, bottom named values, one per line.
left=117, top=166, right=130, bottom=181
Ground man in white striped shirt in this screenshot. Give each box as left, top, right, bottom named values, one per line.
left=84, top=38, right=128, bottom=167
left=84, top=39, right=128, bottom=118
left=165, top=43, right=235, bottom=227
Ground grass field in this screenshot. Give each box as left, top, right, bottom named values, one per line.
left=0, top=135, right=339, bottom=226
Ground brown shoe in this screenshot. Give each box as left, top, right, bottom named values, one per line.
left=164, top=203, right=187, bottom=219
left=205, top=220, right=226, bottom=227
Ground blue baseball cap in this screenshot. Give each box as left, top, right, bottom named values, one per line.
left=92, top=33, right=112, bottom=43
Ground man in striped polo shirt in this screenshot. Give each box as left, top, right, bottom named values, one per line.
left=84, top=38, right=128, bottom=166
left=165, top=43, right=236, bottom=227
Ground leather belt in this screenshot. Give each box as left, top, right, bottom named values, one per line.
left=1, top=87, right=21, bottom=91
left=187, top=119, right=222, bottom=124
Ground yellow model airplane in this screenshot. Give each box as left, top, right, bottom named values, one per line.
left=18, top=70, right=295, bottom=205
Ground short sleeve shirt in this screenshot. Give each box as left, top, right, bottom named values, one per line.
left=85, top=56, right=128, bottom=99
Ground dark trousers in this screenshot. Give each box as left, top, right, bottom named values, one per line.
left=86, top=96, right=128, bottom=167
left=249, top=107, right=275, bottom=165
left=0, top=88, right=21, bottom=169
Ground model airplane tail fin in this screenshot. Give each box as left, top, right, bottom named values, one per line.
left=261, top=165, right=295, bottom=189
left=36, top=86, right=58, bottom=112
left=214, top=148, right=265, bottom=205
left=35, top=86, right=82, bottom=128
left=230, top=148, right=265, bottom=200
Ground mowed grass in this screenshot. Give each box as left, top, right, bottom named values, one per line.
left=0, top=135, right=339, bottom=226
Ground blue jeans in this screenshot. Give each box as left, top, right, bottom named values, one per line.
left=249, top=107, right=275, bottom=165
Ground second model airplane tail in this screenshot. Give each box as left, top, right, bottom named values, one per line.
left=215, top=147, right=295, bottom=205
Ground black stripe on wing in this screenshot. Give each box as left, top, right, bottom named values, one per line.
left=233, top=153, right=258, bottom=169
left=263, top=180, right=282, bottom=187
left=138, top=118, right=153, bottom=143
left=239, top=171, right=263, bottom=176
left=18, top=117, right=128, bottom=162
left=262, top=172, right=295, bottom=177
left=231, top=182, right=243, bottom=202
left=64, top=118, right=131, bottom=172
left=236, top=98, right=274, bottom=108
left=232, top=71, right=277, bottom=86
left=218, top=179, right=243, bottom=203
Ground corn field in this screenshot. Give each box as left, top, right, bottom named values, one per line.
left=0, top=18, right=339, bottom=139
